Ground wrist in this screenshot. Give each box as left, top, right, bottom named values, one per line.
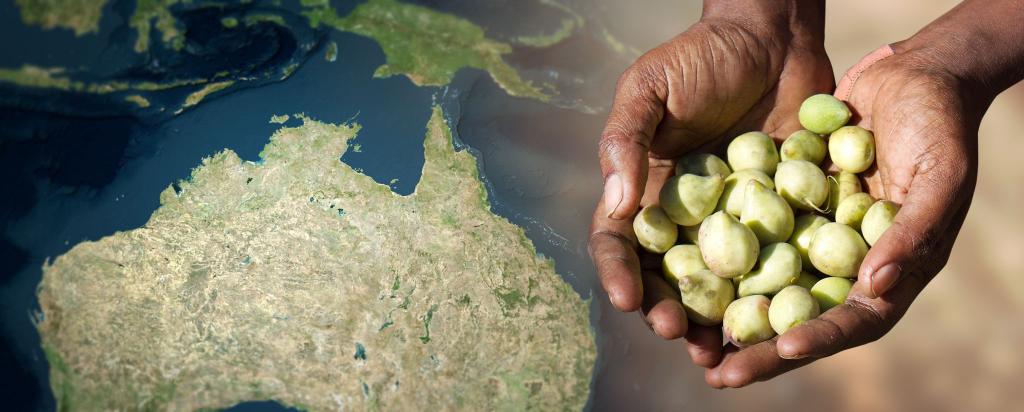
left=895, top=0, right=1024, bottom=102
left=701, top=0, right=825, bottom=48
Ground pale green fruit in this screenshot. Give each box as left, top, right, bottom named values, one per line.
left=662, top=245, right=707, bottom=286
left=727, top=131, right=780, bottom=175
left=835, top=192, right=874, bottom=231
left=676, top=153, right=732, bottom=177
left=826, top=171, right=862, bottom=215
left=799, top=94, right=851, bottom=134
left=780, top=130, right=827, bottom=164
left=699, top=211, right=760, bottom=278
left=775, top=160, right=828, bottom=211
left=678, top=269, right=735, bottom=326
left=862, top=200, right=900, bottom=246
left=737, top=242, right=802, bottom=297
left=659, top=174, right=725, bottom=226
left=828, top=126, right=876, bottom=173
left=723, top=295, right=775, bottom=347
left=633, top=205, right=678, bottom=253
left=718, top=169, right=775, bottom=217
left=789, top=214, right=830, bottom=269
left=741, top=180, right=795, bottom=244
left=795, top=271, right=820, bottom=290
left=680, top=224, right=700, bottom=246
left=810, top=277, right=853, bottom=311
left=768, top=285, right=820, bottom=335
left=809, top=223, right=868, bottom=278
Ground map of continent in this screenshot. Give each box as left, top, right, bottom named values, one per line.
left=36, top=106, right=596, bottom=410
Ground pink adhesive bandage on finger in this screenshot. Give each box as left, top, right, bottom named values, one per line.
left=835, top=44, right=895, bottom=101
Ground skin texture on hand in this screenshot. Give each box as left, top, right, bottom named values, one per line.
left=591, top=0, right=1024, bottom=390
left=589, top=0, right=832, bottom=368
left=705, top=48, right=982, bottom=388
left=703, top=0, right=1024, bottom=388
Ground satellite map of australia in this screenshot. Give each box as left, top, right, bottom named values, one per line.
left=0, top=0, right=645, bottom=410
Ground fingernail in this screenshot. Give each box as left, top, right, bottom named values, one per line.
left=603, top=174, right=624, bottom=218
left=869, top=263, right=901, bottom=298
left=778, top=349, right=809, bottom=360
left=777, top=337, right=808, bottom=359
left=608, top=292, right=622, bottom=309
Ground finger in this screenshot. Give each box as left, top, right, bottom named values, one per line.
left=776, top=262, right=937, bottom=359
left=685, top=324, right=723, bottom=368
left=859, top=147, right=974, bottom=299
left=599, top=63, right=666, bottom=220
left=707, top=340, right=816, bottom=388
left=776, top=202, right=971, bottom=361
left=775, top=278, right=887, bottom=360
left=712, top=276, right=926, bottom=386
left=834, top=45, right=895, bottom=101
left=639, top=270, right=688, bottom=339
left=588, top=201, right=643, bottom=312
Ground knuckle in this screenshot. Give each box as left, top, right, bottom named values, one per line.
left=598, top=130, right=649, bottom=164
left=616, top=60, right=665, bottom=106
left=587, top=230, right=636, bottom=260
left=845, top=297, right=892, bottom=343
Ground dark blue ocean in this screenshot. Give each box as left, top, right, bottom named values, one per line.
left=0, top=0, right=641, bottom=410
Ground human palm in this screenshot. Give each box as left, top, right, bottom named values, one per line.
left=590, top=16, right=833, bottom=366
left=704, top=49, right=979, bottom=387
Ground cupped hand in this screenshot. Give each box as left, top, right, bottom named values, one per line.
left=705, top=46, right=983, bottom=388
left=589, top=9, right=833, bottom=367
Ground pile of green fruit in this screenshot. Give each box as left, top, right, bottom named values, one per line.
left=633, top=94, right=899, bottom=346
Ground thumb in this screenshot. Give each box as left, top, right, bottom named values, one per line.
left=858, top=161, right=971, bottom=298
left=599, top=65, right=665, bottom=220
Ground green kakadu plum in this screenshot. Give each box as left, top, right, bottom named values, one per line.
left=680, top=224, right=700, bottom=246
left=717, top=169, right=775, bottom=217
left=862, top=200, right=900, bottom=246
left=810, top=277, right=853, bottom=311
left=633, top=205, right=678, bottom=253
left=775, top=160, right=829, bottom=211
left=659, top=174, right=725, bottom=226
left=727, top=131, right=780, bottom=175
left=794, top=271, right=820, bottom=290
left=741, top=180, right=795, bottom=244
left=699, top=211, right=760, bottom=278
left=789, top=214, right=830, bottom=269
left=723, top=295, right=776, bottom=347
left=737, top=242, right=802, bottom=297
left=780, top=130, right=827, bottom=164
left=828, top=125, right=876, bottom=173
left=835, top=192, right=874, bottom=231
left=662, top=245, right=707, bottom=286
left=675, top=153, right=732, bottom=177
left=768, top=285, right=820, bottom=335
left=798, top=94, right=851, bottom=134
left=809, top=223, right=868, bottom=278
left=678, top=269, right=735, bottom=326
left=826, top=171, right=862, bottom=215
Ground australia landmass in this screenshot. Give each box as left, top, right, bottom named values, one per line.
left=36, top=106, right=596, bottom=410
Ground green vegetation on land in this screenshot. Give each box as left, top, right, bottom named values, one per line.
left=512, top=0, right=583, bottom=47
left=182, top=80, right=235, bottom=109
left=244, top=13, right=286, bottom=26
left=325, top=41, right=338, bottom=62
left=14, top=0, right=109, bottom=35
left=124, top=94, right=151, bottom=108
left=38, top=106, right=594, bottom=409
left=130, top=0, right=184, bottom=52
left=303, top=0, right=547, bottom=100
left=0, top=65, right=220, bottom=94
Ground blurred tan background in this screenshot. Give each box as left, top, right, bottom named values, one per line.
left=576, top=1, right=1024, bottom=410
